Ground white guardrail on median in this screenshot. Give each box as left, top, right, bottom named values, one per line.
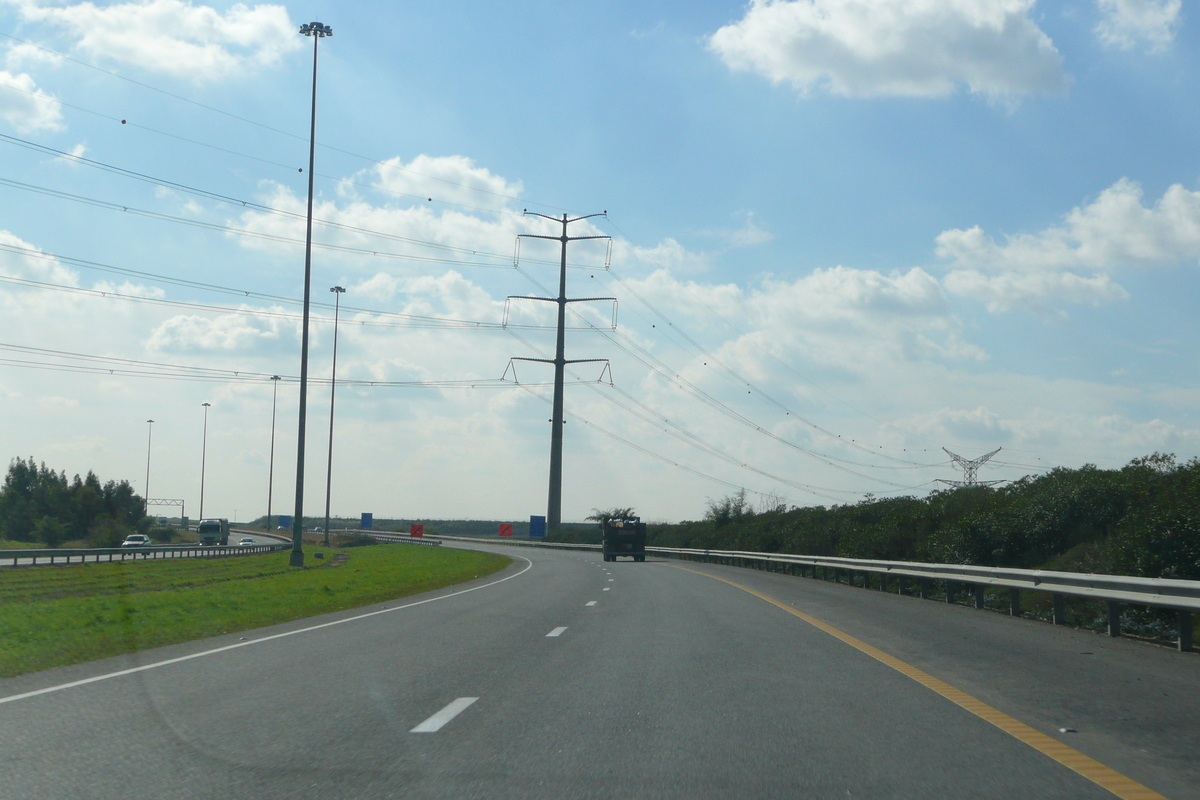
left=413, top=533, right=1197, bottom=652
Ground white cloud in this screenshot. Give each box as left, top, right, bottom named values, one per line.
left=0, top=230, right=78, bottom=285
left=938, top=179, right=1200, bottom=271
left=13, top=0, right=302, bottom=81
left=1095, top=0, right=1181, bottom=52
left=708, top=0, right=1067, bottom=98
left=942, top=269, right=1129, bottom=313
left=0, top=70, right=63, bottom=132
left=360, top=154, right=522, bottom=213
left=146, top=308, right=293, bottom=352
left=933, top=178, right=1200, bottom=311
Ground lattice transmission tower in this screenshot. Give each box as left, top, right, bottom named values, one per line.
left=936, top=447, right=1004, bottom=489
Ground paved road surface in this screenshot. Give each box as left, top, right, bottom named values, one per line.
left=0, top=543, right=1195, bottom=799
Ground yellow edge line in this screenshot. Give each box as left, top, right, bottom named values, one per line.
left=671, top=564, right=1169, bottom=800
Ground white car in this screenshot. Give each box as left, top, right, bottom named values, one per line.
left=238, top=537, right=256, bottom=547
left=120, top=534, right=151, bottom=548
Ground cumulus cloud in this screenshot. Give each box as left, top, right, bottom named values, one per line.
left=0, top=230, right=78, bottom=286
left=938, top=179, right=1200, bottom=271
left=942, top=269, right=1129, bottom=313
left=0, top=70, right=63, bottom=132
left=708, top=0, right=1067, bottom=98
left=933, top=178, right=1200, bottom=311
left=363, top=154, right=523, bottom=213
left=1095, top=0, right=1181, bottom=52
left=11, top=0, right=302, bottom=81
left=147, top=308, right=293, bottom=352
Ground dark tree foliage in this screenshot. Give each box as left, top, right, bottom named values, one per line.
left=0, top=457, right=148, bottom=547
left=645, top=453, right=1200, bottom=579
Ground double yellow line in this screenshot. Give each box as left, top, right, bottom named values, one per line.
left=673, top=565, right=1169, bottom=800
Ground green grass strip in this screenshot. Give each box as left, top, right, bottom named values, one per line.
left=0, top=544, right=510, bottom=678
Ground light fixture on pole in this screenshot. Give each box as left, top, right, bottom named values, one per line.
left=322, top=285, right=345, bottom=548
left=266, top=375, right=281, bottom=531
left=199, top=403, right=211, bottom=519
left=291, top=19, right=332, bottom=567
left=144, top=419, right=154, bottom=516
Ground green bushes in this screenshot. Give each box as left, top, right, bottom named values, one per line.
left=646, top=453, right=1200, bottom=579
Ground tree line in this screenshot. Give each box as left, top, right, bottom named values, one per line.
left=0, top=457, right=148, bottom=548
left=564, top=452, right=1200, bottom=580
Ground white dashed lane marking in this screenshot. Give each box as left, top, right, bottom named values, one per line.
left=586, top=601, right=597, bottom=606
left=546, top=627, right=568, bottom=637
left=411, top=697, right=478, bottom=733
left=603, top=587, right=610, bottom=591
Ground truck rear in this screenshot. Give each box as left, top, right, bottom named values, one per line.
left=196, top=518, right=230, bottom=546
left=602, top=518, right=646, bottom=562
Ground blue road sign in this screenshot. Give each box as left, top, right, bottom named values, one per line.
left=361, top=513, right=373, bottom=529
left=529, top=515, right=546, bottom=537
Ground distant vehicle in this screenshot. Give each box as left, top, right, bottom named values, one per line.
left=120, top=534, right=151, bottom=549
left=196, top=518, right=230, bottom=546
left=602, top=517, right=647, bottom=562
left=155, top=516, right=169, bottom=526
left=238, top=537, right=255, bottom=547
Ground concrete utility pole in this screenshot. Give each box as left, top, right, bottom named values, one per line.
left=266, top=375, right=280, bottom=531
left=199, top=403, right=211, bottom=518
left=937, top=447, right=1003, bottom=489
left=291, top=19, right=332, bottom=567
left=144, top=419, right=154, bottom=513
left=322, top=285, right=345, bottom=548
left=509, top=211, right=613, bottom=534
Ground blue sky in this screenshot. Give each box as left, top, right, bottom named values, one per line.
left=0, top=0, right=1198, bottom=523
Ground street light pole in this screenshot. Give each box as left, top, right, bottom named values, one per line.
left=323, top=285, right=345, bottom=548
left=292, top=20, right=332, bottom=568
left=199, top=403, right=211, bottom=519
left=144, top=419, right=154, bottom=516
left=266, top=375, right=281, bottom=531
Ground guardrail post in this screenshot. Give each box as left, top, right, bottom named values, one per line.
left=897, top=575, right=907, bottom=595
left=1052, top=594, right=1065, bottom=625
left=1107, top=602, right=1122, bottom=637
left=880, top=574, right=888, bottom=592
left=1179, top=611, right=1193, bottom=652
left=1009, top=588, right=1021, bottom=616
left=919, top=578, right=929, bottom=599
left=945, top=581, right=956, bottom=604
left=974, top=585, right=985, bottom=609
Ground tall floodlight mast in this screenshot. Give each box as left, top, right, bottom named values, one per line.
left=510, top=211, right=613, bottom=535
left=290, top=19, right=332, bottom=567
left=936, top=447, right=1004, bottom=489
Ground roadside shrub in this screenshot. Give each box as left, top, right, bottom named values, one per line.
left=148, top=526, right=176, bottom=543
left=337, top=534, right=377, bottom=548
left=87, top=515, right=132, bottom=548
left=33, top=516, right=67, bottom=548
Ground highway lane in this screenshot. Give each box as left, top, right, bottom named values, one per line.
left=0, top=530, right=286, bottom=566
left=0, top=543, right=1191, bottom=799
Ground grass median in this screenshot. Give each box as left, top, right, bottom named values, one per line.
left=0, top=543, right=510, bottom=678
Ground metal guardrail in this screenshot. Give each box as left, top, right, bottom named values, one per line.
left=360, top=531, right=442, bottom=547
left=420, top=534, right=1197, bottom=652
left=0, top=542, right=290, bottom=567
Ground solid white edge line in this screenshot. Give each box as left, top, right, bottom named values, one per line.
left=0, top=554, right=534, bottom=706
left=410, top=697, right=479, bottom=733
left=546, top=626, right=568, bottom=637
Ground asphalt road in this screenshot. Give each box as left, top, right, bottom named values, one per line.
left=0, top=529, right=286, bottom=567
left=1, top=543, right=1195, bottom=799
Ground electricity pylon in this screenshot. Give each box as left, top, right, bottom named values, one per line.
left=936, top=447, right=1004, bottom=488
left=509, top=211, right=614, bottom=534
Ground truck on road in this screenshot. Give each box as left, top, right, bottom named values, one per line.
left=197, top=518, right=230, bottom=546
left=602, top=517, right=646, bottom=562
